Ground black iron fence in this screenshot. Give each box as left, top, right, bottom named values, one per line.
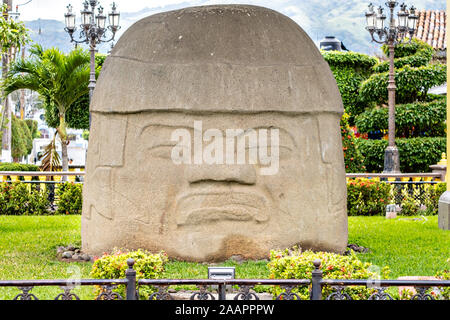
left=1, top=260, right=449, bottom=300
left=0, top=171, right=84, bottom=212
left=347, top=173, right=445, bottom=209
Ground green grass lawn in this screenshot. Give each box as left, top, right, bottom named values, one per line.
left=0, top=215, right=449, bottom=299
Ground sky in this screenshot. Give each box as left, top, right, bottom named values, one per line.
left=17, top=0, right=444, bottom=22
left=16, top=0, right=246, bottom=21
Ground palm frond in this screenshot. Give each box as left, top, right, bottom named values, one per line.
left=39, top=133, right=61, bottom=172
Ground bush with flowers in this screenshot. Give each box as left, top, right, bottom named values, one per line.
left=435, top=259, right=450, bottom=300
left=90, top=249, right=168, bottom=299
left=341, top=113, right=365, bottom=173
left=347, top=178, right=391, bottom=216
left=267, top=248, right=390, bottom=300
left=0, top=182, right=49, bottom=215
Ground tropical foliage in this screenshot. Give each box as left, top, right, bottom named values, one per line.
left=3, top=44, right=91, bottom=172
left=43, top=54, right=106, bottom=130
left=0, top=4, right=29, bottom=54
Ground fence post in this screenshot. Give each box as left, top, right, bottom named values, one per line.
left=218, top=283, right=226, bottom=300
left=126, top=258, right=137, bottom=300
left=311, top=259, right=322, bottom=300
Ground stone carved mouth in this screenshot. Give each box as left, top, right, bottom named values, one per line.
left=175, top=192, right=269, bottom=226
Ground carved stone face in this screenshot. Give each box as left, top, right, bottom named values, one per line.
left=82, top=111, right=347, bottom=261
left=81, top=5, right=348, bottom=261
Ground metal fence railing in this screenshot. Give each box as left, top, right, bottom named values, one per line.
left=1, top=260, right=448, bottom=300
left=347, top=173, right=446, bottom=208
left=0, top=171, right=85, bottom=212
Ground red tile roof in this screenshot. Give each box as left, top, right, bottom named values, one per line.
left=414, top=10, right=446, bottom=50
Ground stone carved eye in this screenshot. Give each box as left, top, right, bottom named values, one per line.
left=140, top=125, right=193, bottom=161
left=147, top=143, right=181, bottom=160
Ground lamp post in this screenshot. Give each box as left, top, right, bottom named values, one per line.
left=364, top=1, right=418, bottom=173
left=64, top=0, right=120, bottom=103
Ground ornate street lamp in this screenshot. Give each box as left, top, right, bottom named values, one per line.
left=64, top=1, right=120, bottom=103
left=364, top=1, right=418, bottom=173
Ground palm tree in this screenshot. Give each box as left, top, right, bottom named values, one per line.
left=3, top=44, right=90, bottom=174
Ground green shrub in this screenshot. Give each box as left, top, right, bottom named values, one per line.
left=24, top=119, right=40, bottom=139
left=90, top=249, right=168, bottom=300
left=322, top=50, right=378, bottom=74
left=347, top=178, right=391, bottom=216
left=267, top=248, right=390, bottom=300
left=398, top=183, right=446, bottom=216
left=11, top=115, right=29, bottom=160
left=356, top=137, right=446, bottom=173
left=373, top=39, right=434, bottom=73
left=0, top=163, right=40, bottom=182
left=398, top=184, right=421, bottom=216
left=322, top=51, right=378, bottom=122
left=346, top=180, right=444, bottom=217
left=436, top=259, right=450, bottom=300
left=0, top=182, right=49, bottom=215
left=381, top=38, right=434, bottom=59
left=360, top=64, right=447, bottom=105
left=355, top=99, right=446, bottom=138
left=0, top=162, right=40, bottom=171
left=359, top=40, right=444, bottom=107
left=55, top=182, right=82, bottom=215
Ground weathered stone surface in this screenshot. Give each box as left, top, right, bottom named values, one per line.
left=438, top=190, right=450, bottom=230
left=81, top=254, right=91, bottom=261
left=62, top=252, right=73, bottom=259
left=82, top=5, right=348, bottom=261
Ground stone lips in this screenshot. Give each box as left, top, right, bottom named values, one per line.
left=82, top=5, right=348, bottom=261
left=91, top=5, right=343, bottom=115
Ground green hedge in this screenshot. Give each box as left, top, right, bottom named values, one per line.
left=355, top=99, right=446, bottom=138
left=381, top=38, right=434, bottom=59
left=0, top=181, right=83, bottom=215
left=0, top=182, right=49, bottom=215
left=0, top=162, right=39, bottom=171
left=347, top=178, right=391, bottom=216
left=322, top=51, right=378, bottom=122
left=373, top=39, right=434, bottom=73
left=322, top=50, right=378, bottom=73
left=360, top=64, right=447, bottom=105
left=356, top=137, right=446, bottom=172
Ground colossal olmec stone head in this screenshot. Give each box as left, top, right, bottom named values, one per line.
left=82, top=5, right=348, bottom=261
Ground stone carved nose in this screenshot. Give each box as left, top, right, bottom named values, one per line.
left=185, top=164, right=257, bottom=185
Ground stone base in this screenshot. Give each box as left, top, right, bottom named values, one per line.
left=438, top=190, right=450, bottom=230
left=383, top=146, right=400, bottom=173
